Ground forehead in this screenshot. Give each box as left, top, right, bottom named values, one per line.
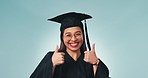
left=64, top=26, right=82, bottom=33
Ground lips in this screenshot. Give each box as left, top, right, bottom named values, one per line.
left=70, top=42, right=79, bottom=47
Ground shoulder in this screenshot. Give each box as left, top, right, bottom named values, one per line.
left=41, top=51, right=55, bottom=61
left=45, top=51, right=54, bottom=57
left=47, top=51, right=54, bottom=55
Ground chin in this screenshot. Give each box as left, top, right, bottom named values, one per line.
left=69, top=48, right=80, bottom=52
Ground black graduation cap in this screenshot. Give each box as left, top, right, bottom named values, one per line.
left=48, top=12, right=92, bottom=51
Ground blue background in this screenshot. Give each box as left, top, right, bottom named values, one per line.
left=0, top=0, right=148, bottom=78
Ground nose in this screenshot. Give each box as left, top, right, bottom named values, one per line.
left=71, top=35, right=77, bottom=41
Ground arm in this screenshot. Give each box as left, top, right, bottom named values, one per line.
left=83, top=44, right=109, bottom=78
left=94, top=60, right=109, bottom=78
left=92, top=59, right=99, bottom=75
left=30, top=52, right=54, bottom=78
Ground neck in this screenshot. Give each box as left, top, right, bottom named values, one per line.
left=66, top=49, right=81, bottom=61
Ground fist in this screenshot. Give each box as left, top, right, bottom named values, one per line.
left=83, top=44, right=99, bottom=65
left=52, top=45, right=65, bottom=66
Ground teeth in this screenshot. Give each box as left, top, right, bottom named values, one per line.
left=70, top=43, right=78, bottom=47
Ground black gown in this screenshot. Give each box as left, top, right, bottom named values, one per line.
left=30, top=51, right=109, bottom=78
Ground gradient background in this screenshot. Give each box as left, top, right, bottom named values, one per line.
left=0, top=0, right=148, bottom=78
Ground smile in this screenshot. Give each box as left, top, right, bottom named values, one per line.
left=70, top=43, right=79, bottom=47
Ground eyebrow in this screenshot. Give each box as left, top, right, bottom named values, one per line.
left=64, top=30, right=82, bottom=34
left=76, top=31, right=82, bottom=33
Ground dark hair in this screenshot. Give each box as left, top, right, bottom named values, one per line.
left=58, top=28, right=87, bottom=54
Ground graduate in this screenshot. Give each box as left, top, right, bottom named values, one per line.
left=30, top=12, right=109, bottom=78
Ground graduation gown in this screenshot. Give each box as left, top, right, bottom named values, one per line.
left=30, top=51, right=109, bottom=78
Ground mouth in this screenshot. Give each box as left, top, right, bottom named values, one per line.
left=70, top=42, right=79, bottom=47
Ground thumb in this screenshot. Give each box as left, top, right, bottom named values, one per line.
left=55, top=45, right=59, bottom=53
left=91, top=43, right=95, bottom=52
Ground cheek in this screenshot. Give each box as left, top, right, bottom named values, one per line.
left=63, top=40, right=67, bottom=44
left=63, top=38, right=68, bottom=45
left=79, top=38, right=84, bottom=45
left=80, top=37, right=84, bottom=42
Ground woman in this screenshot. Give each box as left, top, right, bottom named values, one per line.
left=30, top=12, right=109, bottom=78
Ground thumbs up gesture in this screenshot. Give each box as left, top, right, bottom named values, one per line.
left=84, top=44, right=99, bottom=65
left=52, top=45, right=65, bottom=66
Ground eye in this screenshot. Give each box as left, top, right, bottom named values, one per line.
left=75, top=32, right=82, bottom=36
left=75, top=33, right=81, bottom=36
left=65, top=33, right=71, bottom=37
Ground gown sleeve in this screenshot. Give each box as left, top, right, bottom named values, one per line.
left=95, top=60, right=109, bottom=78
left=30, top=52, right=54, bottom=78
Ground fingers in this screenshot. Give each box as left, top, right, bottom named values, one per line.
left=52, top=53, right=65, bottom=66
left=55, top=45, right=59, bottom=53
left=83, top=44, right=97, bottom=64
left=57, top=53, right=64, bottom=63
left=84, top=43, right=95, bottom=62
left=55, top=45, right=65, bottom=55
left=83, top=51, right=89, bottom=62
left=54, top=45, right=65, bottom=57
left=56, top=51, right=65, bottom=61
left=91, top=43, right=95, bottom=52
left=57, top=53, right=65, bottom=65
left=52, top=45, right=65, bottom=66
left=57, top=53, right=65, bottom=58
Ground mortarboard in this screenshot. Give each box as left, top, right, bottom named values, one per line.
left=48, top=12, right=92, bottom=51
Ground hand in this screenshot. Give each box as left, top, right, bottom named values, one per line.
left=83, top=43, right=99, bottom=65
left=52, top=45, right=65, bottom=66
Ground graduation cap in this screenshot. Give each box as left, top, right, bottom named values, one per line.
left=48, top=12, right=92, bottom=51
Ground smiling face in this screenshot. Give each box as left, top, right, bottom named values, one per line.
left=63, top=26, right=84, bottom=52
